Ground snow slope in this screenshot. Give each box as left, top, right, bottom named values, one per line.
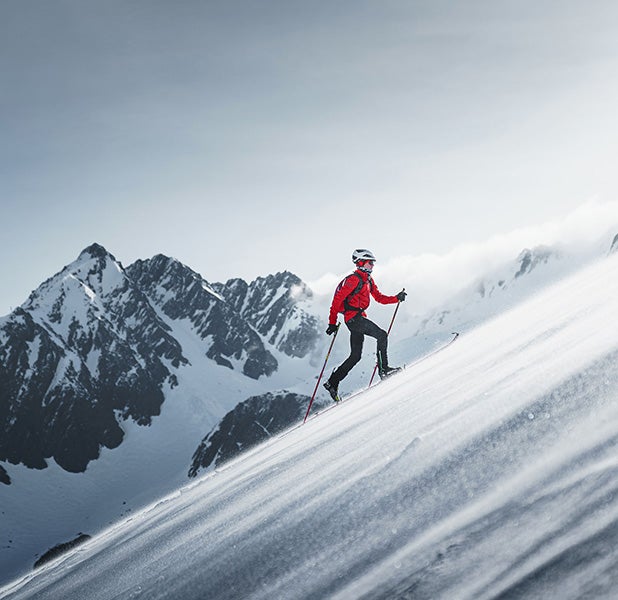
left=0, top=331, right=315, bottom=587
left=2, top=254, right=618, bottom=599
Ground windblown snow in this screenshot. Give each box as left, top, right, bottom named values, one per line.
left=2, top=254, right=618, bottom=599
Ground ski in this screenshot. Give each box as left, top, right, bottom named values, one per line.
left=306, top=332, right=461, bottom=422
left=309, top=367, right=403, bottom=418
left=374, top=331, right=460, bottom=383
left=361, top=331, right=461, bottom=392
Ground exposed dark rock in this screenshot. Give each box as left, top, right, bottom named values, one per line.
left=0, top=464, right=10, bottom=485
left=127, top=255, right=279, bottom=379
left=214, top=271, right=320, bottom=358
left=189, top=391, right=318, bottom=477
left=34, top=534, right=91, bottom=569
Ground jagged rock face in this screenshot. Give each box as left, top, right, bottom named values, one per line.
left=0, top=244, right=321, bottom=481
left=127, top=256, right=278, bottom=379
left=189, top=391, right=316, bottom=476
left=0, top=244, right=185, bottom=476
left=611, top=234, right=618, bottom=254
left=214, top=272, right=320, bottom=358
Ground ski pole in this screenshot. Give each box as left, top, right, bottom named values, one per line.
left=303, top=323, right=340, bottom=423
left=368, top=290, right=404, bottom=388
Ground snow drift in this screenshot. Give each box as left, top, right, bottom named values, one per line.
left=2, top=253, right=618, bottom=599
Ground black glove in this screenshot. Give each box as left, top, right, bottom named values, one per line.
left=326, top=323, right=339, bottom=335
left=396, top=290, right=407, bottom=302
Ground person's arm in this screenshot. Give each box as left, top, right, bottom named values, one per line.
left=328, top=276, right=356, bottom=323
left=371, top=280, right=403, bottom=305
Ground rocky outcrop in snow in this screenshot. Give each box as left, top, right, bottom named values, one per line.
left=0, top=464, right=9, bottom=485
left=189, top=391, right=315, bottom=476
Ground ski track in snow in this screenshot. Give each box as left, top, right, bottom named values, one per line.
left=2, top=255, right=618, bottom=599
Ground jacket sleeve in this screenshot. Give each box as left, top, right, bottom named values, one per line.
left=328, top=276, right=357, bottom=324
left=370, top=280, right=399, bottom=305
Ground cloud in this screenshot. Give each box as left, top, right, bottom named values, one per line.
left=310, top=199, right=618, bottom=315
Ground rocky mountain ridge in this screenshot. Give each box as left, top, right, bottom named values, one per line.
left=213, top=272, right=319, bottom=358
left=0, top=244, right=321, bottom=483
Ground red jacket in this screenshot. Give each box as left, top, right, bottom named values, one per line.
left=329, top=269, right=399, bottom=324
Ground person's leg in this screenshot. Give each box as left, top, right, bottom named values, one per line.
left=329, top=316, right=391, bottom=382
left=325, top=316, right=398, bottom=401
left=329, top=326, right=364, bottom=385
left=353, top=317, right=389, bottom=370
left=357, top=317, right=400, bottom=377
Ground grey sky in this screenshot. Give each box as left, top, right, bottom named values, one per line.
left=2, top=1, right=618, bottom=315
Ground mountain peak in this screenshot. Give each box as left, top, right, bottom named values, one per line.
left=78, top=243, right=113, bottom=261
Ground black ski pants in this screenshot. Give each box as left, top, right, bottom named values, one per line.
left=330, top=315, right=388, bottom=385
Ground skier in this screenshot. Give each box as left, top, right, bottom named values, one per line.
left=323, top=249, right=406, bottom=402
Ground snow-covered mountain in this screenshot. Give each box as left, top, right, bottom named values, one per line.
left=126, top=254, right=280, bottom=379
left=1, top=233, right=616, bottom=590
left=0, top=244, right=322, bottom=585
left=0, top=244, right=185, bottom=475
left=212, top=272, right=319, bottom=358
left=412, top=245, right=563, bottom=334
left=2, top=243, right=617, bottom=600
left=0, top=244, right=320, bottom=478
left=401, top=233, right=616, bottom=345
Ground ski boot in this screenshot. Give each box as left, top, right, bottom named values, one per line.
left=323, top=379, right=341, bottom=402
left=378, top=365, right=402, bottom=380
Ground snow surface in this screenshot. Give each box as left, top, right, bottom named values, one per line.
left=2, top=254, right=618, bottom=599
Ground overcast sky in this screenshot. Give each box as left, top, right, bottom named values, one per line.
left=2, top=1, right=618, bottom=316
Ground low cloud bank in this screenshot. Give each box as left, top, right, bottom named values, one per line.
left=309, top=199, right=618, bottom=315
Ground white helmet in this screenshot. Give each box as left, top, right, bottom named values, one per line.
left=352, top=249, right=376, bottom=264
